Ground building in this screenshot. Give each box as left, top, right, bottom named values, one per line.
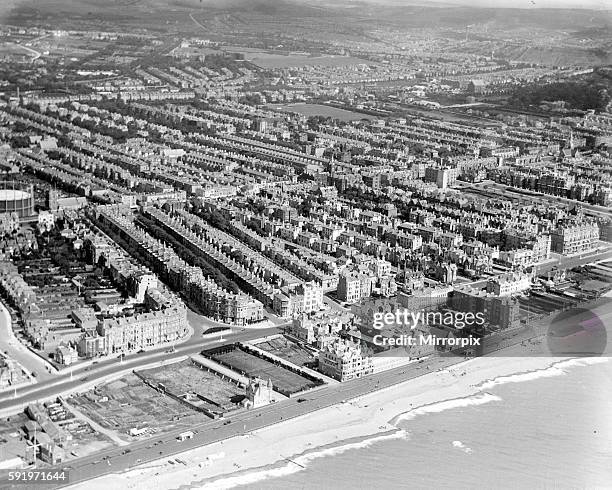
left=244, top=377, right=274, bottom=408
left=451, top=285, right=520, bottom=329
left=425, top=167, right=457, bottom=189
left=77, top=330, right=105, bottom=359
left=39, top=443, right=64, bottom=465
left=503, top=230, right=550, bottom=264
left=486, top=271, right=532, bottom=297
left=272, top=282, right=324, bottom=318
left=0, top=356, right=23, bottom=388
left=128, top=273, right=158, bottom=303
left=97, top=301, right=187, bottom=355
left=37, top=211, right=55, bottom=232
left=468, top=79, right=487, bottom=94
left=0, top=183, right=35, bottom=218
left=550, top=222, right=599, bottom=255
left=55, top=345, right=77, bottom=366
left=498, top=249, right=534, bottom=268
left=289, top=316, right=316, bottom=344
left=337, top=273, right=362, bottom=304
left=362, top=173, right=382, bottom=191
left=319, top=338, right=373, bottom=382
left=177, top=431, right=194, bottom=441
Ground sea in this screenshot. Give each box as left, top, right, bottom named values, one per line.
left=198, top=358, right=612, bottom=490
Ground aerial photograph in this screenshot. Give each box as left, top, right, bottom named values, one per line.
left=0, top=0, right=610, bottom=488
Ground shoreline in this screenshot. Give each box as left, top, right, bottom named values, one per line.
left=67, top=338, right=611, bottom=490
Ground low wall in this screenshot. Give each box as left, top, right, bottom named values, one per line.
left=239, top=341, right=334, bottom=388
left=0, top=356, right=188, bottom=419
left=132, top=370, right=220, bottom=420
left=190, top=354, right=249, bottom=387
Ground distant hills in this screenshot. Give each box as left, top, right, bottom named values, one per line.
left=1, top=0, right=610, bottom=34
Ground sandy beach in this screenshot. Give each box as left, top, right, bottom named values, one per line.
left=66, top=337, right=611, bottom=490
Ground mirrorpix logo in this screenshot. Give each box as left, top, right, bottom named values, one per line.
left=547, top=306, right=608, bottom=357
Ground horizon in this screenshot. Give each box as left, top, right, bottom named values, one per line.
left=347, top=0, right=611, bottom=9
left=1, top=0, right=612, bottom=12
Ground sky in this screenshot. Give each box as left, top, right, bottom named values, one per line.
left=0, top=0, right=610, bottom=16
left=348, top=0, right=611, bottom=8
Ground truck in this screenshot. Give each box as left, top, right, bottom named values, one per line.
left=177, top=430, right=194, bottom=442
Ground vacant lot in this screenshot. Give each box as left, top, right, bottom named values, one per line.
left=0, top=412, right=30, bottom=463
left=138, top=360, right=244, bottom=413
left=255, top=337, right=315, bottom=367
left=70, top=374, right=206, bottom=440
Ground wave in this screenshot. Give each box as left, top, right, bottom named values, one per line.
left=195, top=357, right=608, bottom=489
left=394, top=392, right=502, bottom=424
left=197, top=429, right=408, bottom=490
left=476, top=357, right=610, bottom=391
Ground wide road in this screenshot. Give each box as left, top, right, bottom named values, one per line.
left=0, top=326, right=280, bottom=414
left=3, top=295, right=610, bottom=489
left=0, top=302, right=55, bottom=383
left=51, top=302, right=601, bottom=490
left=44, top=354, right=464, bottom=490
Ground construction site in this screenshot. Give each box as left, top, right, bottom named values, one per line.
left=69, top=373, right=208, bottom=443
left=135, top=359, right=246, bottom=418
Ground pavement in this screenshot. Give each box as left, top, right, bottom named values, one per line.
left=33, top=354, right=466, bottom=490
left=0, top=302, right=55, bottom=383
left=44, top=303, right=597, bottom=490
left=1, top=296, right=610, bottom=489
left=0, top=326, right=280, bottom=416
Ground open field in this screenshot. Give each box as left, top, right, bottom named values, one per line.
left=222, top=47, right=369, bottom=69
left=0, top=43, right=36, bottom=56
left=208, top=345, right=319, bottom=396
left=249, top=54, right=368, bottom=69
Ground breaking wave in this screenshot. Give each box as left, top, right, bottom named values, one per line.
left=197, top=429, right=408, bottom=490
left=394, top=392, right=502, bottom=423
left=476, top=357, right=609, bottom=391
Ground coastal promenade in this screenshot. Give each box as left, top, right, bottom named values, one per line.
left=47, top=355, right=463, bottom=490
left=0, top=326, right=280, bottom=417
left=0, top=297, right=609, bottom=489
left=22, top=307, right=567, bottom=488
left=49, top=294, right=610, bottom=489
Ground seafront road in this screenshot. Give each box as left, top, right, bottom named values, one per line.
left=0, top=326, right=280, bottom=415
left=40, top=294, right=610, bottom=490
left=1, top=302, right=610, bottom=489
left=42, top=355, right=465, bottom=490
